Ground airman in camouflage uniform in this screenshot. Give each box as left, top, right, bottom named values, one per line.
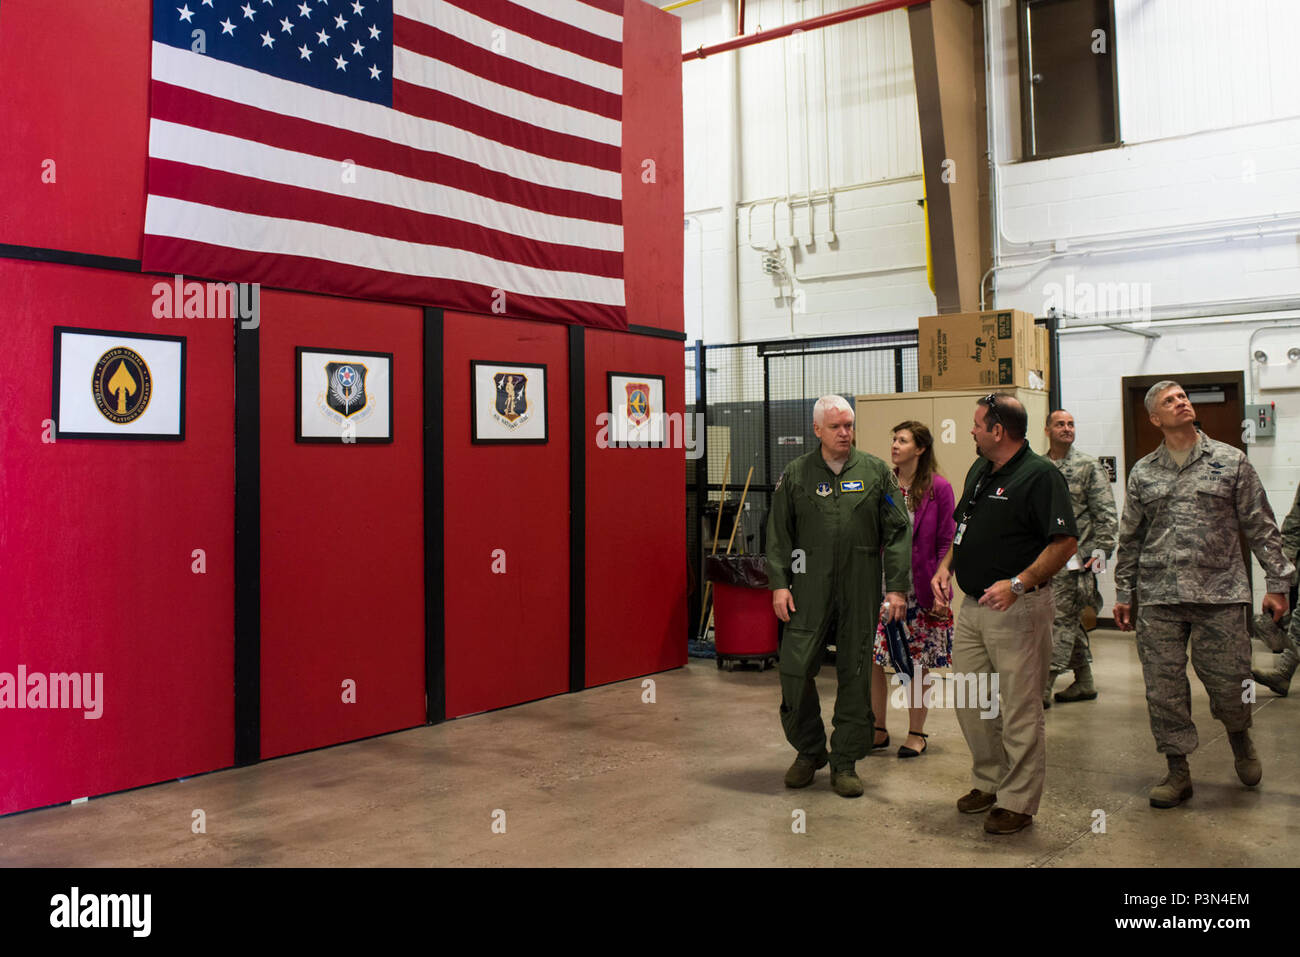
left=1114, top=381, right=1294, bottom=809
left=1253, top=483, right=1300, bottom=695
left=1043, top=410, right=1118, bottom=707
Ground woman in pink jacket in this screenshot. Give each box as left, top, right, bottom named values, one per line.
left=870, top=421, right=956, bottom=758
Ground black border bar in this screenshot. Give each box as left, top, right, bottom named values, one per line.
left=424, top=308, right=446, bottom=724
left=233, top=311, right=260, bottom=764
left=568, top=324, right=586, bottom=692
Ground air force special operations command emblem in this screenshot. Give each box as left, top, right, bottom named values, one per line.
left=316, top=361, right=375, bottom=428
left=492, top=372, right=532, bottom=429
left=92, top=347, right=152, bottom=424
left=326, top=363, right=368, bottom=418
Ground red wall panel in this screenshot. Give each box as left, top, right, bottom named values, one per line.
left=258, top=292, right=425, bottom=758
left=0, top=259, right=234, bottom=815
left=621, top=0, right=684, bottom=334
left=442, top=311, right=570, bottom=717
left=0, top=0, right=150, bottom=260
left=585, top=333, right=688, bottom=686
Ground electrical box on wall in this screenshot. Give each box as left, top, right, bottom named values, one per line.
left=1246, top=403, right=1276, bottom=438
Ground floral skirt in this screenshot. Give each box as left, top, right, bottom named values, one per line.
left=873, top=592, right=954, bottom=670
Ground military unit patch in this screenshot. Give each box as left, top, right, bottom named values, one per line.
left=492, top=372, right=532, bottom=430
left=624, top=382, right=651, bottom=428
left=92, top=346, right=152, bottom=424
left=325, top=362, right=368, bottom=418
left=816, top=481, right=832, bottom=497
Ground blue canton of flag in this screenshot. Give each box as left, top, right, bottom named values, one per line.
left=156, top=0, right=394, bottom=106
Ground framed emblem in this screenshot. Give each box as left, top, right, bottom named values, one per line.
left=607, top=372, right=666, bottom=448
left=52, top=326, right=186, bottom=440
left=471, top=360, right=548, bottom=444
left=296, top=347, right=393, bottom=443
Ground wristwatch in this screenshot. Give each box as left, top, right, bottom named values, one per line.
left=1010, top=576, right=1025, bottom=595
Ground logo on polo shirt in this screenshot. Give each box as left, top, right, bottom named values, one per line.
left=989, top=486, right=1008, bottom=500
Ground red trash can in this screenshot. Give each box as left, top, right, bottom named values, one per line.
left=706, top=555, right=778, bottom=671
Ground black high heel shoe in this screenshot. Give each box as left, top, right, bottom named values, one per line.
left=898, top=731, right=928, bottom=758
left=871, top=726, right=890, bottom=751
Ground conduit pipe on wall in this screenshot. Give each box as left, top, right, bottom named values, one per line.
left=683, top=0, right=931, bottom=61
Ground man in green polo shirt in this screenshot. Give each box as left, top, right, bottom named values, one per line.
left=766, top=395, right=912, bottom=798
left=932, top=393, right=1078, bottom=834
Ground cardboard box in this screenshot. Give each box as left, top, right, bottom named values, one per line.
left=918, top=309, right=1048, bottom=391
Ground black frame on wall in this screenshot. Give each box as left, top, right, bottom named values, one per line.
left=468, top=359, right=550, bottom=445
left=294, top=345, right=395, bottom=444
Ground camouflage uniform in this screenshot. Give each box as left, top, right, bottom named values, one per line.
left=1114, top=431, right=1295, bottom=755
left=1253, top=485, right=1300, bottom=693
left=1048, top=447, right=1117, bottom=675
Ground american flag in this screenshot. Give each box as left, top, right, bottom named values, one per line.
left=143, top=0, right=626, bottom=329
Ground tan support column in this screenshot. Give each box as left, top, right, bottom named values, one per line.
left=909, top=0, right=983, bottom=313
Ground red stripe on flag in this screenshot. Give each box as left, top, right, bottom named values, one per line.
left=394, top=16, right=621, bottom=120
left=147, top=159, right=625, bottom=279
left=575, top=0, right=625, bottom=14
left=394, top=80, right=621, bottom=172
left=150, top=82, right=622, bottom=223
left=437, top=0, right=622, bottom=69
left=141, top=236, right=628, bottom=330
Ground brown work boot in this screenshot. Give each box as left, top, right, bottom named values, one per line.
left=1149, top=755, right=1193, bottom=808
left=784, top=752, right=828, bottom=788
left=1228, top=731, right=1262, bottom=787
left=984, top=807, right=1033, bottom=834
left=830, top=764, right=864, bottom=798
left=957, top=788, right=997, bottom=814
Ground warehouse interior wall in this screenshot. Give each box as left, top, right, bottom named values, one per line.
left=678, top=0, right=1300, bottom=616
left=1, top=0, right=687, bottom=816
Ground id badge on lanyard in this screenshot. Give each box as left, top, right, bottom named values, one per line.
left=955, top=473, right=991, bottom=546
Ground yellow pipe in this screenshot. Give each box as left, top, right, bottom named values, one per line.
left=921, top=173, right=935, bottom=295
left=662, top=0, right=709, bottom=10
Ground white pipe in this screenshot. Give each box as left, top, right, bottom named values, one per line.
left=721, top=0, right=741, bottom=343
left=821, top=0, right=834, bottom=243
left=983, top=0, right=1000, bottom=307
left=1059, top=305, right=1300, bottom=334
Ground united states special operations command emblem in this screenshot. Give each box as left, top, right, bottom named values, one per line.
left=317, top=362, right=375, bottom=426
left=492, top=372, right=531, bottom=430
left=624, top=382, right=651, bottom=429
left=92, top=347, right=152, bottom=424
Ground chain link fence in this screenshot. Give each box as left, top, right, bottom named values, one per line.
left=686, top=330, right=919, bottom=644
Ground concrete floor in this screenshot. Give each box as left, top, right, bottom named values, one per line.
left=2, top=629, right=1298, bottom=867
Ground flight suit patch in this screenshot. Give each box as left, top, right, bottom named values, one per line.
left=840, top=480, right=864, bottom=492
left=816, top=482, right=832, bottom=497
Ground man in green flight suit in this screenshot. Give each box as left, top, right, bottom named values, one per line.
left=766, top=395, right=912, bottom=798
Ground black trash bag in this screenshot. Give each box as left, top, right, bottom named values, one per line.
left=705, top=554, right=769, bottom=589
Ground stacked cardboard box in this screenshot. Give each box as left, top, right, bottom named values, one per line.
left=918, top=309, right=1049, bottom=392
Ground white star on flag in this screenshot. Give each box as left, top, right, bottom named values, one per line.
left=177, top=4, right=194, bottom=21
left=220, top=18, right=236, bottom=34
left=334, top=55, right=348, bottom=70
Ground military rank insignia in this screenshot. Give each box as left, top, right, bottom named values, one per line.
left=492, top=372, right=532, bottom=429
left=92, top=346, right=152, bottom=424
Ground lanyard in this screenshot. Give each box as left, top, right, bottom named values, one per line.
left=960, top=468, right=999, bottom=525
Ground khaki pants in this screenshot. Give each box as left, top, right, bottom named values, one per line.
left=953, top=588, right=1055, bottom=816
